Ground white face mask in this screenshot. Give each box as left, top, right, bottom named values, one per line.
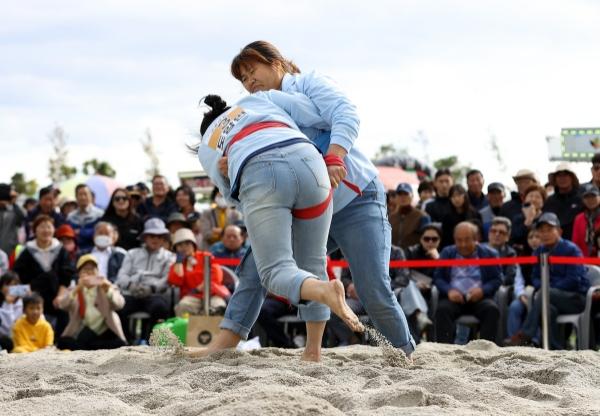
left=215, top=196, right=228, bottom=209
left=94, top=235, right=112, bottom=249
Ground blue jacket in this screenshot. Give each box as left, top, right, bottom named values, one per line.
left=281, top=71, right=379, bottom=213
left=531, top=238, right=590, bottom=294
left=433, top=244, right=503, bottom=298
left=67, top=205, right=104, bottom=252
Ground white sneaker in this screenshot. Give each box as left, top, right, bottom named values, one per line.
left=416, top=312, right=432, bottom=332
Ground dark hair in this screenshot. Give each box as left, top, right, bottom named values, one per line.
left=175, top=185, right=196, bottom=207
left=449, top=184, right=471, bottom=213
left=417, top=181, right=435, bottom=194
left=38, top=186, right=55, bottom=200
left=0, top=271, right=20, bottom=304
left=210, top=186, right=220, bottom=202
left=199, top=95, right=230, bottom=136
left=231, top=40, right=301, bottom=82
left=102, top=188, right=135, bottom=220
left=23, top=292, right=44, bottom=309
left=32, top=214, right=54, bottom=233
left=466, top=169, right=483, bottom=179
left=523, top=184, right=547, bottom=202
left=592, top=153, right=600, bottom=165
left=420, top=222, right=442, bottom=238
left=75, top=184, right=90, bottom=196
left=434, top=168, right=452, bottom=180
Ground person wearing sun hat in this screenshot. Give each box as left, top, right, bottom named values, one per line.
left=542, top=162, right=583, bottom=240
left=115, top=218, right=175, bottom=342
left=500, top=169, right=539, bottom=226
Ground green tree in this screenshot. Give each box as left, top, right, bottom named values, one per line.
left=48, top=126, right=77, bottom=183
left=11, top=173, right=38, bottom=197
left=433, top=156, right=471, bottom=183
left=82, top=159, right=116, bottom=177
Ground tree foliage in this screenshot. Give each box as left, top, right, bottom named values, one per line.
left=82, top=159, right=116, bottom=177
left=11, top=173, right=38, bottom=197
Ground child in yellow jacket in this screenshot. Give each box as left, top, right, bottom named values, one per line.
left=12, top=292, right=54, bottom=353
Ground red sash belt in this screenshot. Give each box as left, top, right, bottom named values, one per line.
left=224, top=121, right=290, bottom=156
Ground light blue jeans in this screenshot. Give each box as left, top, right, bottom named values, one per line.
left=236, top=143, right=332, bottom=322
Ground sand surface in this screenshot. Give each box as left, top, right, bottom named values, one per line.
left=1, top=340, right=600, bottom=415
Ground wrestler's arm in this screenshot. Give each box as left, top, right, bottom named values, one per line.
left=257, top=90, right=329, bottom=130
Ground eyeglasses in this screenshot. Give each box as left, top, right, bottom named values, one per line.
left=114, top=196, right=128, bottom=202
left=422, top=236, right=440, bottom=243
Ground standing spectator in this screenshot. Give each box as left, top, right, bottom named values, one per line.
left=424, top=169, right=454, bottom=229
left=56, top=254, right=127, bottom=350
left=389, top=183, right=431, bottom=249
left=126, top=185, right=145, bottom=213
left=479, top=182, right=505, bottom=239
left=116, top=218, right=174, bottom=342
left=25, top=186, right=64, bottom=239
left=168, top=229, right=228, bottom=316
left=199, top=187, right=242, bottom=250
left=500, top=169, right=538, bottom=225
left=572, top=184, right=600, bottom=257
left=11, top=293, right=54, bottom=353
left=54, top=224, right=79, bottom=270
left=210, top=224, right=247, bottom=259
left=175, top=185, right=198, bottom=219
left=589, top=153, right=600, bottom=189
left=67, top=184, right=104, bottom=252
left=0, top=183, right=26, bottom=257
left=507, top=213, right=590, bottom=349
left=137, top=175, right=177, bottom=222
left=542, top=163, right=582, bottom=241
left=23, top=198, right=38, bottom=215
left=433, top=222, right=502, bottom=344
left=87, top=222, right=126, bottom=283
left=484, top=217, right=517, bottom=285
left=0, top=272, right=23, bottom=352
left=416, top=181, right=435, bottom=210
left=510, top=185, right=547, bottom=253
left=466, top=169, right=488, bottom=211
left=13, top=215, right=76, bottom=334
left=101, top=188, right=144, bottom=251
left=440, top=184, right=482, bottom=248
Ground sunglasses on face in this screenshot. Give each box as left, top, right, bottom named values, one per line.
left=114, top=196, right=128, bottom=202
left=422, top=236, right=439, bottom=243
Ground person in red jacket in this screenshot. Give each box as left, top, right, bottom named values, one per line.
left=168, top=228, right=228, bottom=316
left=572, top=184, right=600, bottom=256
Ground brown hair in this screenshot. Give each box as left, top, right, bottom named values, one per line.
left=231, top=41, right=301, bottom=81
left=523, top=184, right=547, bottom=202
left=32, top=214, right=54, bottom=233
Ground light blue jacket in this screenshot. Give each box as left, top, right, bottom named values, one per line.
left=281, top=71, right=379, bottom=213
left=197, top=91, right=329, bottom=203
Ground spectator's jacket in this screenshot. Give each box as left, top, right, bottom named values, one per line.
left=82, top=246, right=127, bottom=283
left=405, top=243, right=438, bottom=279
left=210, top=242, right=247, bottom=259
left=479, top=205, right=502, bottom=242
left=0, top=249, right=8, bottom=275
left=571, top=209, right=600, bottom=257
left=389, top=206, right=431, bottom=249
left=0, top=202, right=25, bottom=255
left=0, top=298, right=22, bottom=337
left=11, top=316, right=54, bottom=353
left=424, top=197, right=453, bottom=226
left=58, top=282, right=126, bottom=342
left=101, top=212, right=143, bottom=250
left=116, top=246, right=175, bottom=295
left=199, top=207, right=243, bottom=249
left=167, top=251, right=229, bottom=300
left=543, top=188, right=583, bottom=240
left=468, top=191, right=488, bottom=211
left=137, top=198, right=177, bottom=222
left=531, top=238, right=590, bottom=294
left=440, top=207, right=482, bottom=249
left=434, top=244, right=503, bottom=298
left=25, top=207, right=64, bottom=239
left=500, top=191, right=523, bottom=225
left=67, top=205, right=104, bottom=251
left=13, top=239, right=76, bottom=314
left=483, top=243, right=517, bottom=285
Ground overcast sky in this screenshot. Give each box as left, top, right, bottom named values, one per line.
left=2, top=0, right=600, bottom=191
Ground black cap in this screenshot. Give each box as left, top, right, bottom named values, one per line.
left=581, top=183, right=600, bottom=197
left=0, top=183, right=11, bottom=201
left=487, top=182, right=505, bottom=193
left=535, top=212, right=560, bottom=229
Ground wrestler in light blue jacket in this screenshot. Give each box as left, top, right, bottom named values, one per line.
left=197, top=91, right=329, bottom=203
left=281, top=71, right=379, bottom=213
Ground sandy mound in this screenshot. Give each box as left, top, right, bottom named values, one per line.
left=1, top=340, right=600, bottom=415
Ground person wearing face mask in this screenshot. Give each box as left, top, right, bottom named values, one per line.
left=67, top=184, right=104, bottom=252
left=85, top=222, right=126, bottom=283
left=199, top=187, right=242, bottom=250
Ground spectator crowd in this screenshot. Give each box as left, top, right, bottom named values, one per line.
left=1, top=155, right=600, bottom=354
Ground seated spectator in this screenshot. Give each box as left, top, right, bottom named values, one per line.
left=55, top=224, right=79, bottom=270
left=507, top=228, right=541, bottom=337
left=543, top=163, right=583, bottom=241
left=116, top=218, right=174, bottom=342
left=101, top=188, right=143, bottom=250
left=168, top=229, right=228, bottom=316
left=199, top=187, right=242, bottom=250
left=210, top=224, right=247, bottom=259
left=0, top=272, right=24, bottom=352
left=175, top=185, right=199, bottom=219
left=484, top=217, right=517, bottom=285
left=86, top=222, right=126, bottom=283
left=479, top=182, right=505, bottom=239
left=13, top=215, right=76, bottom=334
left=507, top=213, right=590, bottom=349
left=137, top=175, right=177, bottom=222
left=166, top=212, right=190, bottom=235
left=500, top=169, right=539, bottom=226
left=572, top=184, right=600, bottom=257
left=510, top=184, right=547, bottom=253
left=25, top=186, right=64, bottom=240
left=433, top=222, right=502, bottom=344
left=416, top=180, right=435, bottom=210
left=0, top=183, right=26, bottom=257
left=11, top=293, right=54, bottom=353
left=406, top=223, right=442, bottom=281
left=389, top=183, right=430, bottom=249
left=67, top=184, right=104, bottom=252
left=56, top=254, right=127, bottom=350
left=466, top=169, right=488, bottom=211
left=440, top=184, right=482, bottom=248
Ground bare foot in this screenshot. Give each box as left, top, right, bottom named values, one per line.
left=323, top=280, right=365, bottom=333
left=301, top=349, right=322, bottom=362
left=184, top=347, right=211, bottom=358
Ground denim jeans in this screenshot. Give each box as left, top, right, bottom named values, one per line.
left=221, top=178, right=416, bottom=355
left=238, top=143, right=332, bottom=321
left=507, top=298, right=527, bottom=337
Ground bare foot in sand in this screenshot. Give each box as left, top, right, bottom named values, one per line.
left=301, top=349, right=322, bottom=362
left=184, top=347, right=211, bottom=358
left=323, top=280, right=365, bottom=333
